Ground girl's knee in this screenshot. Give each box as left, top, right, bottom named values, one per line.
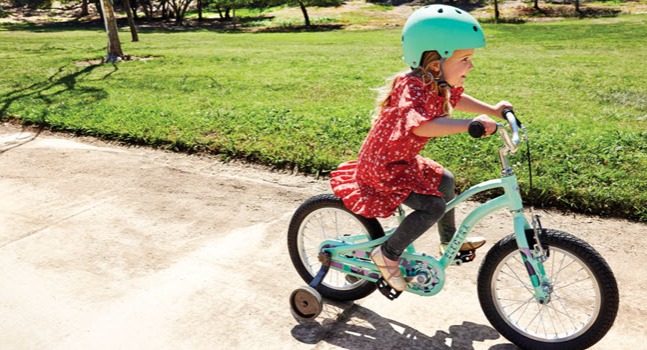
left=424, top=196, right=446, bottom=215
left=439, top=169, right=455, bottom=200
left=442, top=169, right=455, bottom=186
left=415, top=196, right=446, bottom=225
left=405, top=192, right=446, bottom=213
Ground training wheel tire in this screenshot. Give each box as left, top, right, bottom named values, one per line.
left=289, top=286, right=323, bottom=322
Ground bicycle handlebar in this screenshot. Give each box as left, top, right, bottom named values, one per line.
left=468, top=108, right=523, bottom=154
left=502, top=108, right=521, bottom=148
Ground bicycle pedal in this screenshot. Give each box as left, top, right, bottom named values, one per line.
left=458, top=250, right=476, bottom=263
left=376, top=277, right=402, bottom=301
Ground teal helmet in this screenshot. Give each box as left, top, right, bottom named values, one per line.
left=402, top=5, right=485, bottom=68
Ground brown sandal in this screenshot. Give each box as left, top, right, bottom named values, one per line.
left=370, top=246, right=406, bottom=292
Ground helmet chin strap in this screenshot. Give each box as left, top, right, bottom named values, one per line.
left=436, top=57, right=452, bottom=88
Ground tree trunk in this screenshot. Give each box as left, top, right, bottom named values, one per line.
left=161, top=0, right=169, bottom=21
left=99, top=0, right=124, bottom=63
left=96, top=0, right=104, bottom=21
left=197, top=0, right=202, bottom=21
left=142, top=0, right=153, bottom=22
left=534, top=0, right=540, bottom=10
left=130, top=0, right=139, bottom=19
left=299, top=2, right=310, bottom=28
left=575, top=0, right=581, bottom=15
left=80, top=0, right=89, bottom=16
left=123, top=0, right=139, bottom=42
left=494, top=0, right=499, bottom=22
left=170, top=0, right=193, bottom=26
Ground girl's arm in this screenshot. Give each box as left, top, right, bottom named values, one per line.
left=412, top=117, right=470, bottom=138
left=455, top=94, right=512, bottom=119
left=412, top=115, right=497, bottom=138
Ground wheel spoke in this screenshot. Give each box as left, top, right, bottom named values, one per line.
left=292, top=200, right=379, bottom=296
left=553, top=275, right=592, bottom=291
left=499, top=260, right=535, bottom=295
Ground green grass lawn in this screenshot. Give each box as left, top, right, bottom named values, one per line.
left=1, top=14, right=646, bottom=221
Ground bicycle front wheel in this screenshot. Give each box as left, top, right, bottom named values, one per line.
left=478, top=229, right=618, bottom=350
left=287, top=194, right=384, bottom=301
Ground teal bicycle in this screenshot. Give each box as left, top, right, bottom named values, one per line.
left=287, top=110, right=619, bottom=350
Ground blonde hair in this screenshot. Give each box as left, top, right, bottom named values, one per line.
left=374, top=51, right=452, bottom=122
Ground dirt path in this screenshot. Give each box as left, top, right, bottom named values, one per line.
left=1, top=122, right=645, bottom=349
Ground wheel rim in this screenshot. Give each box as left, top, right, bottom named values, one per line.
left=297, top=207, right=371, bottom=291
left=290, top=287, right=322, bottom=320
left=491, top=246, right=602, bottom=342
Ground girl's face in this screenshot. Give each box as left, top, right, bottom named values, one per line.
left=433, top=49, right=475, bottom=87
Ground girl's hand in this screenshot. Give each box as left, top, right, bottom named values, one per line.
left=492, top=101, right=514, bottom=120
left=473, top=115, right=498, bottom=136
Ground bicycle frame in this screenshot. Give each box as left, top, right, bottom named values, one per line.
left=440, top=175, right=528, bottom=268
left=318, top=114, right=552, bottom=303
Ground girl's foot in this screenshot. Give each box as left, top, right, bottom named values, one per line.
left=370, top=246, right=406, bottom=292
left=439, top=237, right=486, bottom=254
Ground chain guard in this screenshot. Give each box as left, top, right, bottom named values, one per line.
left=400, top=253, right=445, bottom=296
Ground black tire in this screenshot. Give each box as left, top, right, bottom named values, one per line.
left=478, top=229, right=619, bottom=350
left=287, top=194, right=385, bottom=301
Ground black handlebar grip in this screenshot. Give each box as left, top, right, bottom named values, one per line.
left=468, top=121, right=485, bottom=138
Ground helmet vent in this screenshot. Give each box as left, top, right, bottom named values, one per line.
left=456, top=9, right=462, bottom=14
left=438, top=8, right=443, bottom=13
left=473, top=26, right=478, bottom=32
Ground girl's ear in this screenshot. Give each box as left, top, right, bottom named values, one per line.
left=428, top=60, right=441, bottom=73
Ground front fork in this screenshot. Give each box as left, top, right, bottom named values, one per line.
left=515, top=212, right=552, bottom=304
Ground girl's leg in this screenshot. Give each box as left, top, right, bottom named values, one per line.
left=372, top=192, right=445, bottom=291
left=436, top=169, right=456, bottom=243
left=381, top=192, right=446, bottom=260
left=436, top=168, right=486, bottom=252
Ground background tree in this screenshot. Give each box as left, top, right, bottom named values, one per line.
left=209, top=0, right=233, bottom=20
left=121, top=0, right=139, bottom=41
left=98, top=0, right=124, bottom=62
left=493, top=0, right=499, bottom=22
left=208, top=0, right=254, bottom=27
left=80, top=0, right=90, bottom=16
left=284, top=0, right=342, bottom=28
left=196, top=0, right=203, bottom=21
left=168, top=0, right=193, bottom=25
left=138, top=0, right=154, bottom=21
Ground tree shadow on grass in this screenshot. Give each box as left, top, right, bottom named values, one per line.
left=291, top=301, right=519, bottom=349
left=253, top=23, right=345, bottom=33
left=0, top=14, right=346, bottom=34
left=512, top=4, right=621, bottom=19
left=0, top=62, right=115, bottom=131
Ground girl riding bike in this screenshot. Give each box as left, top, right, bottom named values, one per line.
left=330, top=5, right=512, bottom=292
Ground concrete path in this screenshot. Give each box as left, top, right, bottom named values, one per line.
left=1, top=123, right=645, bottom=349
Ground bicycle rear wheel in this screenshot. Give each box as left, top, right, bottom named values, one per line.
left=478, top=229, right=618, bottom=350
left=287, top=194, right=384, bottom=301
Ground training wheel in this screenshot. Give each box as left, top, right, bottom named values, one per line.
left=289, top=285, right=323, bottom=322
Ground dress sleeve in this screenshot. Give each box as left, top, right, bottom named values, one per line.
left=388, top=77, right=440, bottom=142
left=449, top=86, right=465, bottom=107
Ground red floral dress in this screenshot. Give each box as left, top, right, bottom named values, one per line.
left=330, top=74, right=464, bottom=218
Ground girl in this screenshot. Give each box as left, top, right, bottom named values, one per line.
left=330, top=5, right=513, bottom=292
